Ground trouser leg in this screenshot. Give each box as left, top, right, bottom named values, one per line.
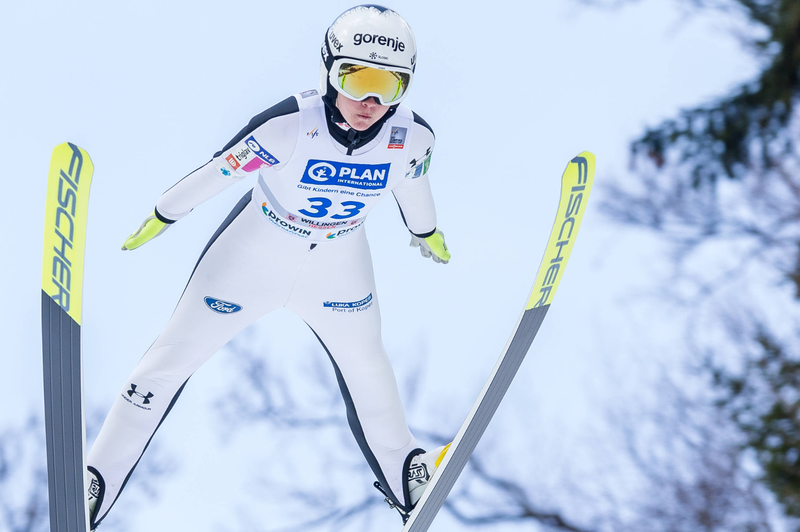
left=286, top=231, right=419, bottom=506
left=88, top=193, right=301, bottom=525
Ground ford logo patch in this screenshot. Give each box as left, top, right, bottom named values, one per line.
left=204, top=297, right=243, bottom=314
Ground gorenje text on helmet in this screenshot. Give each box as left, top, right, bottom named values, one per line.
left=353, top=33, right=405, bottom=52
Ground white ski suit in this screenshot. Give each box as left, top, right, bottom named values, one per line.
left=87, top=90, right=440, bottom=526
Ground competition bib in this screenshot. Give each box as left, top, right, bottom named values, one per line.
left=252, top=94, right=413, bottom=242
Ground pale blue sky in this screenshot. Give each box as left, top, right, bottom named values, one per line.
left=1, top=1, right=759, bottom=530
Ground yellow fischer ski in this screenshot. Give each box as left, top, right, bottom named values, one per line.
left=400, top=152, right=595, bottom=532
left=528, top=152, right=594, bottom=309
left=42, top=142, right=95, bottom=532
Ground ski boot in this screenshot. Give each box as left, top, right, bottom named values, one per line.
left=375, top=444, right=451, bottom=523
left=87, top=468, right=103, bottom=531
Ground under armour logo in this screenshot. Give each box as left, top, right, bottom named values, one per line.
left=127, top=384, right=154, bottom=404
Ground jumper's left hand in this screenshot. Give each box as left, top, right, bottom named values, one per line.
left=121, top=211, right=170, bottom=251
left=410, top=229, right=450, bottom=264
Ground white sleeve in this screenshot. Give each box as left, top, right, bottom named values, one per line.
left=155, top=160, right=241, bottom=221
left=392, top=117, right=437, bottom=236
left=156, top=97, right=300, bottom=221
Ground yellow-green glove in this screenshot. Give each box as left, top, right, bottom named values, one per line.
left=121, top=211, right=170, bottom=250
left=409, top=228, right=451, bottom=264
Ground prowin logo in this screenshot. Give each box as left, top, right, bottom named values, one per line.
left=353, top=33, right=405, bottom=52
left=325, top=224, right=362, bottom=239
left=262, top=203, right=312, bottom=238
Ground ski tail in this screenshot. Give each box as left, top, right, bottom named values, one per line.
left=42, top=142, right=94, bottom=532
left=402, top=152, right=595, bottom=532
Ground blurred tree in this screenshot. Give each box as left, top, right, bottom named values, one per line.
left=594, top=0, right=800, bottom=523
left=708, top=320, right=800, bottom=518
left=0, top=411, right=172, bottom=532
left=216, top=337, right=788, bottom=532
left=13, top=312, right=784, bottom=532
left=600, top=0, right=800, bottom=293
left=602, top=367, right=779, bottom=532
left=215, top=338, right=598, bottom=532
left=0, top=416, right=48, bottom=532
left=633, top=0, right=800, bottom=184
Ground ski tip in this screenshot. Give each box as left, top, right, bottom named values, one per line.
left=573, top=150, right=596, bottom=168
left=52, top=142, right=94, bottom=162
left=526, top=152, right=595, bottom=310
left=42, top=143, right=95, bottom=325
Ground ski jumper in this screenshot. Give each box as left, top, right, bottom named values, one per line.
left=87, top=90, right=439, bottom=526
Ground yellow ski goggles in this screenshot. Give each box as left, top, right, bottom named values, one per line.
left=331, top=59, right=413, bottom=105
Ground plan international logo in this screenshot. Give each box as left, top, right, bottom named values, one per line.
left=301, top=160, right=390, bottom=190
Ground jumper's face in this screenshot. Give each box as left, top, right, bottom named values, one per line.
left=335, top=93, right=390, bottom=131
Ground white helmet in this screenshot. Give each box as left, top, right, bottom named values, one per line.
left=320, top=5, right=417, bottom=106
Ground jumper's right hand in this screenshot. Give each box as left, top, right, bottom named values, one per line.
left=410, top=228, right=451, bottom=264
left=121, top=212, right=170, bottom=250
